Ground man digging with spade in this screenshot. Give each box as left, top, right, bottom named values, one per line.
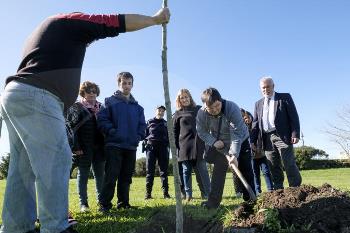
left=196, top=87, right=256, bottom=209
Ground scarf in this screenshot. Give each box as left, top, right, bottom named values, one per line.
left=80, top=99, right=101, bottom=115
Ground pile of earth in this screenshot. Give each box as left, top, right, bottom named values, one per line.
left=131, top=184, right=350, bottom=233
left=230, top=183, right=350, bottom=233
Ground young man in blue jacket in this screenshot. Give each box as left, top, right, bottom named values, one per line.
left=97, top=71, right=146, bottom=213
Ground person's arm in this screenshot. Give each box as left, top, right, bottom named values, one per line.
left=250, top=101, right=260, bottom=149
left=285, top=93, right=300, bottom=143
left=172, top=113, right=180, bottom=149
left=138, top=108, right=147, bottom=142
left=226, top=102, right=249, bottom=158
left=196, top=108, right=217, bottom=147
left=96, top=100, right=115, bottom=136
left=125, top=7, right=170, bottom=32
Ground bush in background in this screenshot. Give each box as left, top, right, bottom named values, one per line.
left=0, top=153, right=10, bottom=180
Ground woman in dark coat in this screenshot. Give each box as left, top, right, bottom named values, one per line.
left=173, top=89, right=210, bottom=201
left=66, top=81, right=105, bottom=212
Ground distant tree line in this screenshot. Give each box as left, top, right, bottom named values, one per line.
left=1, top=146, right=350, bottom=180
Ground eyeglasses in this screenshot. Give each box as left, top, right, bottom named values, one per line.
left=85, top=89, right=97, bottom=94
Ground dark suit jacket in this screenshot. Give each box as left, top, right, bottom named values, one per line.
left=251, top=92, right=300, bottom=148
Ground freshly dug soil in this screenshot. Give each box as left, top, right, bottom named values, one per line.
left=132, top=184, right=350, bottom=233
left=230, top=184, right=350, bottom=233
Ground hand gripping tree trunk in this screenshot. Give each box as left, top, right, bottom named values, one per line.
left=161, top=1, right=183, bottom=233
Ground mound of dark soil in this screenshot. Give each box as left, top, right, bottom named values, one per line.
left=230, top=184, right=350, bottom=233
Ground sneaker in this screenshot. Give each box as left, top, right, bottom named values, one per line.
left=68, top=211, right=78, bottom=226
left=80, top=204, right=90, bottom=213
left=144, top=193, right=152, bottom=200
left=60, top=226, right=78, bottom=233
left=163, top=192, right=171, bottom=199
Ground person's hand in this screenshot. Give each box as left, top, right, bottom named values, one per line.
left=74, top=150, right=83, bottom=155
left=226, top=155, right=238, bottom=167
left=213, top=140, right=225, bottom=150
left=291, top=137, right=299, bottom=144
left=153, top=7, right=170, bottom=24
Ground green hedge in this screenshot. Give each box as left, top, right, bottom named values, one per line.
left=299, top=159, right=350, bottom=170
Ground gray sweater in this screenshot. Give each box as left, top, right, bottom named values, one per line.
left=196, top=99, right=249, bottom=158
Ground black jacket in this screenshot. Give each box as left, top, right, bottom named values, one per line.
left=66, top=102, right=105, bottom=163
left=251, top=92, right=300, bottom=148
left=145, top=117, right=169, bottom=146
left=173, top=105, right=205, bottom=162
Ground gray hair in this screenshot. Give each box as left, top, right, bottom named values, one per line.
left=260, top=76, right=274, bottom=85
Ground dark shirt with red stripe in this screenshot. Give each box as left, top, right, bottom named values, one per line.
left=6, top=13, right=126, bottom=110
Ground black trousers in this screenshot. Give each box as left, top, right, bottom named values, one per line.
left=206, top=139, right=255, bottom=206
left=145, top=144, right=169, bottom=193
left=100, top=146, right=136, bottom=208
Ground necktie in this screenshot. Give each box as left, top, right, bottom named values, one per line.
left=263, top=97, right=271, bottom=132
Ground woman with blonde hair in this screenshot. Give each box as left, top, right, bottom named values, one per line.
left=173, top=89, right=210, bottom=201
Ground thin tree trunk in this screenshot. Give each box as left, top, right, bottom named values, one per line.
left=161, top=1, right=183, bottom=233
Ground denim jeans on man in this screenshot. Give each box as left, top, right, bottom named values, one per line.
left=0, top=81, right=71, bottom=233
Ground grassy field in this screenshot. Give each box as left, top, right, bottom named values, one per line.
left=0, top=168, right=349, bottom=232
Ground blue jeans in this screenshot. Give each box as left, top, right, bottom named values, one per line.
left=0, top=81, right=71, bottom=233
left=252, top=157, right=273, bottom=193
left=77, top=160, right=105, bottom=206
left=181, top=161, right=194, bottom=198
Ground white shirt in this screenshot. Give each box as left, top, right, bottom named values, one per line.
left=262, top=92, right=276, bottom=132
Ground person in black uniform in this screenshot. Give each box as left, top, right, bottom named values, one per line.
left=143, top=105, right=170, bottom=199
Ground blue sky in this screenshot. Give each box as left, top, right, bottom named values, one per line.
left=0, top=0, right=349, bottom=159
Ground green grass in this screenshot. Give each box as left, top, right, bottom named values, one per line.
left=0, top=168, right=349, bottom=232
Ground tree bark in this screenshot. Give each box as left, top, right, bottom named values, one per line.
left=161, top=1, right=184, bottom=233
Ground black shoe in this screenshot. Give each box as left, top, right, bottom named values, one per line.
left=201, top=201, right=218, bottom=210
left=117, top=202, right=132, bottom=209
left=163, top=192, right=171, bottom=199
left=98, top=203, right=111, bottom=214
left=144, top=193, right=152, bottom=200
left=60, top=226, right=78, bottom=233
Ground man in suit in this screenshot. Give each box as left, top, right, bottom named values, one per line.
left=251, top=76, right=302, bottom=189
